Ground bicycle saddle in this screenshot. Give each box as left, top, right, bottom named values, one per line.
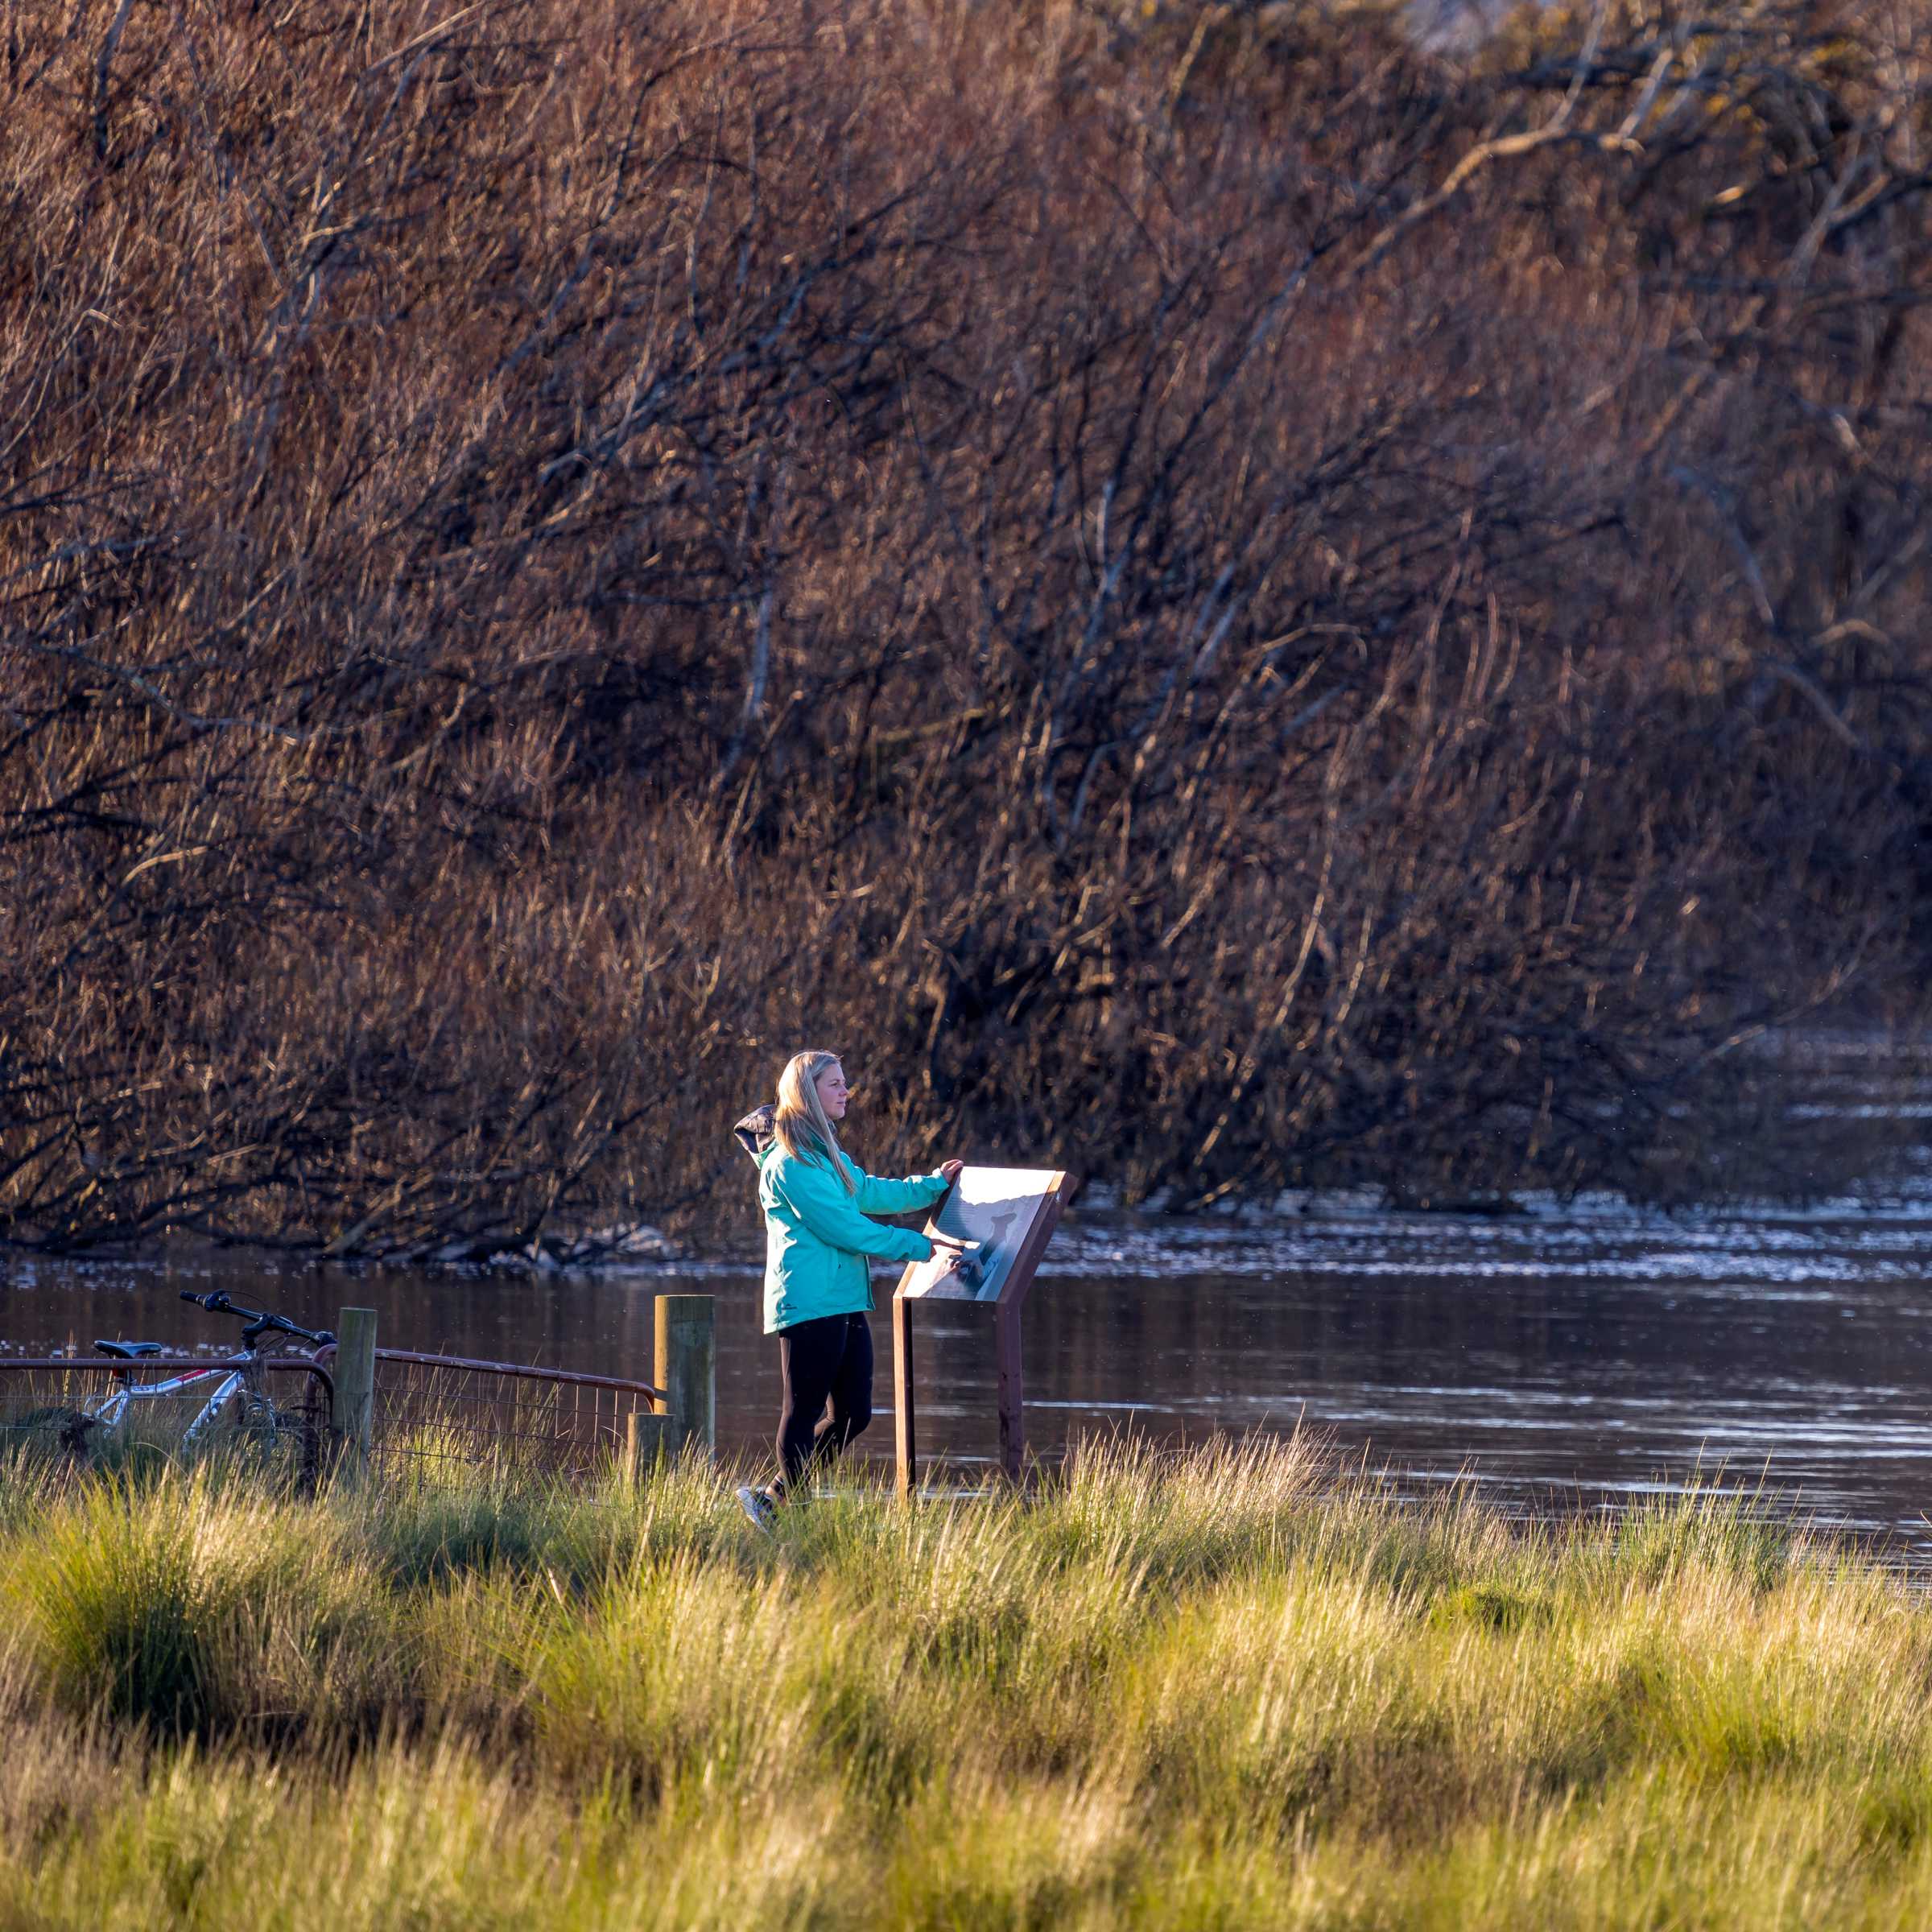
left=94, top=1340, right=164, bottom=1360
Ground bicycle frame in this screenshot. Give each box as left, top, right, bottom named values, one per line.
left=87, top=1357, right=258, bottom=1447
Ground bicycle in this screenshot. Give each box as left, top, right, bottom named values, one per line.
left=6, top=1291, right=336, bottom=1480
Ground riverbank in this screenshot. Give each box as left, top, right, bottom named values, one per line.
left=4, top=1439, right=1931, bottom=1928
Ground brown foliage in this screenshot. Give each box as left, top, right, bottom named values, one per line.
left=2, top=0, right=1930, bottom=1253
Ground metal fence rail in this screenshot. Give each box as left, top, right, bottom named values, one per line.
left=3, top=1295, right=709, bottom=1490
left=324, top=1345, right=667, bottom=1481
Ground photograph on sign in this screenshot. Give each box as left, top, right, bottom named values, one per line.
left=898, top=1166, right=1065, bottom=1303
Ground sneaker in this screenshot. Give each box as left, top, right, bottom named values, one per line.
left=736, top=1484, right=778, bottom=1533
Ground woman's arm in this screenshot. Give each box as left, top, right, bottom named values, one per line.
left=778, top=1158, right=935, bottom=1262
left=848, top=1163, right=951, bottom=1217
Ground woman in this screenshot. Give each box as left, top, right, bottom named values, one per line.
left=737, top=1050, right=960, bottom=1528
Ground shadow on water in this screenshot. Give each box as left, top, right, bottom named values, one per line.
left=9, top=1168, right=1932, bottom=1558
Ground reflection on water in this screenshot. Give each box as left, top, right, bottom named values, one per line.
left=7, top=1174, right=1932, bottom=1555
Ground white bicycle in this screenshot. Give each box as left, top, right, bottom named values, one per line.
left=9, top=1290, right=336, bottom=1476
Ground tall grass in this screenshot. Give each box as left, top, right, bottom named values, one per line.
left=3, top=1439, right=1932, bottom=1926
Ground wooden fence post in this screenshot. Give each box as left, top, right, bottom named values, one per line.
left=332, top=1307, right=378, bottom=1475
left=622, top=1406, right=671, bottom=1483
left=654, top=1294, right=715, bottom=1457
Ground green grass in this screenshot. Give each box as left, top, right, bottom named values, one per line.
left=2, top=1437, right=1930, bottom=1928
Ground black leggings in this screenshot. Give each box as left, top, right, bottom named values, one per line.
left=775, top=1311, right=873, bottom=1492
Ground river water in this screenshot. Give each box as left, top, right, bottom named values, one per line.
left=8, top=1168, right=1932, bottom=1555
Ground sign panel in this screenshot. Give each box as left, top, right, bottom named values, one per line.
left=896, top=1166, right=1068, bottom=1304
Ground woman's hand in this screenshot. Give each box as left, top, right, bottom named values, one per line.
left=938, top=1159, right=964, bottom=1184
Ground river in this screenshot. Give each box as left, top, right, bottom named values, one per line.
left=8, top=1168, right=1932, bottom=1556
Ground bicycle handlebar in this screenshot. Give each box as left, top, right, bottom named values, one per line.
left=179, top=1290, right=336, bottom=1348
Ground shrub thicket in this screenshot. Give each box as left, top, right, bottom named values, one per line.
left=2, top=0, right=1929, bottom=1252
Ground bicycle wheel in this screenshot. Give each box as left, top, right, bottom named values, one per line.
left=229, top=1394, right=320, bottom=1491
left=0, top=1406, right=98, bottom=1459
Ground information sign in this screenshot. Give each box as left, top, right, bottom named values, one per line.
left=896, top=1166, right=1068, bottom=1303
left=890, top=1164, right=1075, bottom=1493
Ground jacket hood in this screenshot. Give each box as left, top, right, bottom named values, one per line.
left=733, top=1104, right=778, bottom=1166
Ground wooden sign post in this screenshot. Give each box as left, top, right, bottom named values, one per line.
left=891, top=1166, right=1076, bottom=1498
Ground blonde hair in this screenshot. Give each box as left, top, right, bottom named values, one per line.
left=772, top=1051, right=854, bottom=1191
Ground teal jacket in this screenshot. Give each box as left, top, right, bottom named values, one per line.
left=758, top=1143, right=947, bottom=1335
